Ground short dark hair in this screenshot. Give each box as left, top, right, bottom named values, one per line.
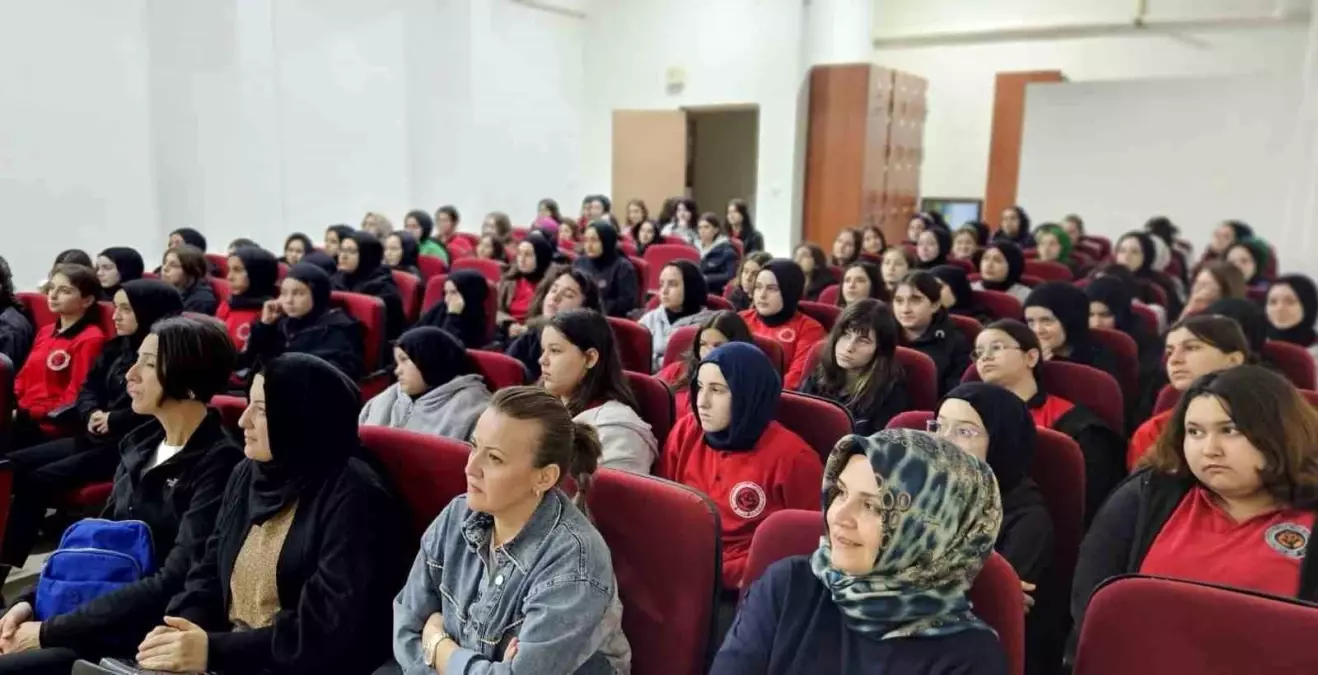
left=51, top=263, right=101, bottom=301
left=152, top=316, right=236, bottom=403
left=53, top=249, right=93, bottom=268
left=436, top=205, right=460, bottom=224
left=167, top=245, right=208, bottom=283
left=545, top=309, right=638, bottom=416
left=697, top=212, right=726, bottom=237
left=896, top=270, right=942, bottom=304
left=1167, top=314, right=1252, bottom=361
left=228, top=237, right=259, bottom=251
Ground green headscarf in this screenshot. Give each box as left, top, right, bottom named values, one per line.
left=810, top=428, right=1003, bottom=640
left=1033, top=223, right=1073, bottom=263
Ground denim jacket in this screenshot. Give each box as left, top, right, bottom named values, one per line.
left=391, top=488, right=632, bottom=675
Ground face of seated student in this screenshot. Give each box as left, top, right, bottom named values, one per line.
left=384, top=235, right=405, bottom=267
left=881, top=250, right=908, bottom=286
left=725, top=203, right=743, bottom=228
left=676, top=203, right=693, bottom=226
left=337, top=238, right=360, bottom=273
left=1063, top=218, right=1083, bottom=241
left=906, top=217, right=925, bottom=243
left=835, top=326, right=877, bottom=371
left=279, top=277, right=316, bottom=319
left=974, top=328, right=1039, bottom=386
left=753, top=270, right=785, bottom=316
left=393, top=347, right=429, bottom=397
left=793, top=247, right=816, bottom=275
left=111, top=290, right=137, bottom=337
left=935, top=399, right=989, bottom=462
left=1226, top=246, right=1258, bottom=281
left=240, top=374, right=275, bottom=462
left=916, top=231, right=941, bottom=263
left=659, top=266, right=686, bottom=313
left=46, top=273, right=93, bottom=316
left=698, top=219, right=719, bottom=246
left=979, top=247, right=1009, bottom=283
left=284, top=239, right=306, bottom=265
left=1189, top=269, right=1224, bottom=311
left=826, top=454, right=886, bottom=575
left=168, top=233, right=186, bottom=249
left=1025, top=306, right=1066, bottom=356
left=834, top=232, right=856, bottom=262
left=161, top=253, right=188, bottom=289
left=638, top=222, right=658, bottom=244
left=544, top=275, right=585, bottom=318
left=444, top=280, right=466, bottom=314
left=511, top=242, right=538, bottom=276
left=695, top=362, right=732, bottom=433
left=1089, top=301, right=1116, bottom=331
left=1000, top=208, right=1021, bottom=237
left=126, top=334, right=165, bottom=414
left=465, top=407, right=559, bottom=514
left=1267, top=284, right=1305, bottom=330
left=842, top=267, right=872, bottom=305
left=952, top=231, right=977, bottom=260
left=227, top=255, right=249, bottom=295
left=539, top=326, right=598, bottom=399
left=1164, top=327, right=1244, bottom=391
left=558, top=223, right=576, bottom=246
left=478, top=236, right=499, bottom=260
left=586, top=199, right=606, bottom=221
left=892, top=284, right=936, bottom=335
left=697, top=328, right=730, bottom=359
left=1115, top=237, right=1145, bottom=273
left=739, top=260, right=763, bottom=294
left=863, top=228, right=884, bottom=255
left=361, top=214, right=384, bottom=238
left=95, top=256, right=121, bottom=289
left=1211, top=223, right=1236, bottom=254
left=1036, top=232, right=1062, bottom=262
left=1182, top=394, right=1268, bottom=501
left=626, top=202, right=645, bottom=226
left=324, top=229, right=342, bottom=257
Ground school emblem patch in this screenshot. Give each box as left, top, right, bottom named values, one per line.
left=776, top=328, right=796, bottom=343
left=46, top=349, right=71, bottom=372
left=730, top=481, right=767, bottom=520
left=236, top=322, right=253, bottom=342
left=1265, top=522, right=1309, bottom=559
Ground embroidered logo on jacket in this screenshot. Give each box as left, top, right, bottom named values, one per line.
left=46, top=349, right=71, bottom=372
left=1265, top=522, right=1309, bottom=559
left=730, top=481, right=767, bottom=519
left=776, top=328, right=796, bottom=343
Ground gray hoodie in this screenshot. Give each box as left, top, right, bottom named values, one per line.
left=359, top=373, right=491, bottom=442
left=573, top=400, right=657, bottom=475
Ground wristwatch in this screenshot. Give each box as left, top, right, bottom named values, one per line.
left=423, top=629, right=451, bottom=667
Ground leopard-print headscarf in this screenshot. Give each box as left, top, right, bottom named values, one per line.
left=810, top=428, right=1003, bottom=639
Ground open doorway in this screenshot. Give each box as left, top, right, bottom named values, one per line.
left=687, top=105, right=759, bottom=217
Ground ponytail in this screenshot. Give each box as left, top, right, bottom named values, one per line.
left=569, top=421, right=603, bottom=517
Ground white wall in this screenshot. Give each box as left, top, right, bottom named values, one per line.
left=873, top=0, right=1309, bottom=204
left=1018, top=75, right=1298, bottom=254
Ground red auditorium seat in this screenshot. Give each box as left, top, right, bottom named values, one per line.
left=641, top=244, right=700, bottom=291
left=1074, top=576, right=1318, bottom=675
left=1019, top=274, right=1044, bottom=288
left=620, top=240, right=637, bottom=257
left=204, top=253, right=229, bottom=278
left=510, top=227, right=529, bottom=242
left=1263, top=340, right=1317, bottom=389
left=972, top=289, right=1024, bottom=321
left=775, top=391, right=853, bottom=462
left=211, top=394, right=247, bottom=431
left=96, top=301, right=116, bottom=338
left=606, top=317, right=653, bottom=374
left=1024, top=260, right=1073, bottom=282
left=360, top=426, right=470, bottom=539
left=469, top=349, right=528, bottom=389
left=420, top=274, right=498, bottom=346
left=948, top=258, right=975, bottom=274
left=391, top=270, right=422, bottom=325
left=209, top=277, right=231, bottom=305
left=417, top=254, right=447, bottom=280
left=277, top=262, right=289, bottom=281
left=451, top=257, right=504, bottom=284
left=949, top=314, right=982, bottom=344
left=801, top=345, right=937, bottom=413
left=627, top=256, right=650, bottom=306
left=1091, top=327, right=1140, bottom=408
left=449, top=232, right=480, bottom=260
left=817, top=285, right=840, bottom=306
left=625, top=371, right=674, bottom=448
left=743, top=510, right=1025, bottom=675
left=1131, top=303, right=1159, bottom=332
left=797, top=301, right=840, bottom=332
left=16, top=292, right=56, bottom=328
left=1153, top=383, right=1179, bottom=415
left=588, top=470, right=720, bottom=675
left=660, top=326, right=785, bottom=376
left=964, top=361, right=1124, bottom=434
left=329, top=291, right=388, bottom=399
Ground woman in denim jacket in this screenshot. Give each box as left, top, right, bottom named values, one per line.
left=380, top=386, right=632, bottom=675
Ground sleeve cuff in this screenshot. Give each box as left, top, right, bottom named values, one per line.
left=445, top=645, right=480, bottom=674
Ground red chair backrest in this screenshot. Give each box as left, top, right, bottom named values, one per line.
left=949, top=314, right=982, bottom=344
left=625, top=371, right=675, bottom=448
left=420, top=274, right=498, bottom=345
left=95, top=301, right=116, bottom=338
left=659, top=326, right=784, bottom=376
left=818, top=285, right=840, bottom=306
left=1131, top=303, right=1159, bottom=331
left=1019, top=274, right=1044, bottom=288
left=588, top=471, right=721, bottom=675
left=627, top=256, right=651, bottom=306
left=210, top=394, right=247, bottom=431
left=469, top=349, right=528, bottom=389
left=391, top=270, right=422, bottom=324
left=607, top=317, right=654, bottom=374
left=1024, top=260, right=1073, bottom=282
left=16, top=292, right=56, bottom=328
left=449, top=232, right=480, bottom=260
left=451, top=257, right=504, bottom=284
left=1074, top=576, right=1318, bottom=675
left=619, top=240, right=637, bottom=257
left=948, top=257, right=975, bottom=274
left=205, top=253, right=229, bottom=278
left=1091, top=327, right=1140, bottom=407
left=1153, top=383, right=1180, bottom=415
left=743, top=510, right=1025, bottom=675
left=797, top=301, right=840, bottom=332
left=277, top=262, right=289, bottom=281
left=972, top=289, right=1024, bottom=321
left=964, top=361, right=1124, bottom=433
left=210, top=278, right=231, bottom=305
left=1263, top=340, right=1317, bottom=389
left=360, top=426, right=470, bottom=539
left=329, top=291, right=383, bottom=372
left=775, top=391, right=853, bottom=462
left=417, top=254, right=447, bottom=280
left=642, top=245, right=700, bottom=290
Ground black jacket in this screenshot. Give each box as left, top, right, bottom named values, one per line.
left=804, top=269, right=837, bottom=302
left=799, top=372, right=911, bottom=437
left=700, top=242, right=739, bottom=296
left=73, top=339, right=151, bottom=445
left=1068, top=470, right=1318, bottom=663
left=180, top=280, right=219, bottom=316
left=728, top=287, right=752, bottom=312
left=505, top=324, right=544, bottom=381
left=239, top=310, right=365, bottom=381
left=573, top=255, right=639, bottom=318
left=334, top=267, right=406, bottom=344
left=32, top=409, right=241, bottom=654
left=166, top=457, right=410, bottom=674
left=907, top=312, right=972, bottom=396
left=0, top=305, right=34, bottom=372
left=1032, top=395, right=1126, bottom=524
left=997, top=478, right=1053, bottom=585
left=738, top=229, right=765, bottom=254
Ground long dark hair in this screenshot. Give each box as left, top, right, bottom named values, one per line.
left=811, top=298, right=903, bottom=413
left=672, top=310, right=754, bottom=392
left=1167, top=314, right=1253, bottom=363
left=546, top=309, right=639, bottom=416
left=728, top=198, right=756, bottom=236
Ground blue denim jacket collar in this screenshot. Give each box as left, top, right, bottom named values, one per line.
left=459, top=487, right=567, bottom=575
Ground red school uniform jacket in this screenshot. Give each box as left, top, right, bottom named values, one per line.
left=16, top=316, right=107, bottom=425
left=660, top=414, right=823, bottom=590
left=215, top=303, right=261, bottom=352
left=738, top=310, right=826, bottom=390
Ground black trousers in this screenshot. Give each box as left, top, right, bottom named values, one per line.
left=1, top=436, right=119, bottom=568
left=0, top=647, right=80, bottom=674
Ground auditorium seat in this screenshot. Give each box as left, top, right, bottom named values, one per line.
left=449, top=232, right=481, bottom=260
left=16, top=291, right=57, bottom=328
left=1091, top=327, right=1140, bottom=409
left=1262, top=340, right=1317, bottom=389
left=204, top=253, right=229, bottom=278
left=817, top=285, right=840, bottom=306
left=329, top=291, right=388, bottom=399
left=360, top=426, right=470, bottom=539
left=964, top=361, right=1124, bottom=434
left=624, top=371, right=674, bottom=449
left=949, top=314, right=982, bottom=344
left=606, top=316, right=654, bottom=374
left=1024, top=260, right=1072, bottom=282
left=417, top=254, right=447, bottom=280
left=451, top=257, right=504, bottom=284
left=628, top=256, right=651, bottom=306
left=1153, top=383, right=1179, bottom=415
left=797, top=301, right=840, bottom=332
left=775, top=391, right=853, bottom=462
left=469, top=349, right=528, bottom=389
left=391, top=270, right=423, bottom=325
left=211, top=394, right=247, bottom=431
left=210, top=277, right=231, bottom=305
left=642, top=244, right=700, bottom=291
left=588, top=470, right=721, bottom=675
left=660, top=326, right=785, bottom=376
left=972, top=289, right=1024, bottom=321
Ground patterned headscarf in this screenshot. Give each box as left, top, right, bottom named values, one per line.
left=810, top=428, right=1002, bottom=640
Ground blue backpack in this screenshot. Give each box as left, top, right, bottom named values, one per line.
left=35, top=519, right=155, bottom=620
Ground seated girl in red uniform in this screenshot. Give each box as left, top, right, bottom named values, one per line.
left=657, top=310, right=754, bottom=417
left=974, top=319, right=1125, bottom=522
left=739, top=259, right=826, bottom=389
left=1071, top=365, right=1318, bottom=659
left=496, top=232, right=555, bottom=338
left=11, top=264, right=108, bottom=450
left=1127, top=315, right=1249, bottom=470
left=661, top=342, right=823, bottom=590
left=215, top=246, right=278, bottom=352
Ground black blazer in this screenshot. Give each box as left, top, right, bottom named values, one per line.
left=180, top=281, right=219, bottom=316
left=907, top=313, right=972, bottom=396
left=73, top=339, right=151, bottom=445
left=167, top=457, right=410, bottom=675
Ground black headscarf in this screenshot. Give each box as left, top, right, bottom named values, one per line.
left=1268, top=274, right=1318, bottom=347
left=1208, top=297, right=1267, bottom=357
left=665, top=260, right=708, bottom=323
left=389, top=232, right=421, bottom=272
left=931, top=265, right=974, bottom=311
left=980, top=242, right=1024, bottom=291
left=520, top=233, right=556, bottom=284
left=396, top=326, right=477, bottom=394
left=286, top=262, right=332, bottom=329
left=917, top=227, right=951, bottom=269
left=338, top=230, right=389, bottom=289
left=1024, top=282, right=1097, bottom=364
left=426, top=270, right=489, bottom=348
left=991, top=206, right=1033, bottom=247
left=249, top=353, right=361, bottom=524
left=1225, top=241, right=1267, bottom=284
left=941, top=382, right=1036, bottom=492
left=1226, top=220, right=1255, bottom=241
left=326, top=224, right=355, bottom=248
left=301, top=251, right=338, bottom=276
left=228, top=247, right=279, bottom=310
left=584, top=221, right=620, bottom=268
left=171, top=228, right=207, bottom=251
left=1117, top=231, right=1156, bottom=276
left=758, top=259, right=805, bottom=327
left=406, top=210, right=435, bottom=242
left=1084, top=276, right=1138, bottom=334
left=119, top=279, right=184, bottom=349
left=98, top=247, right=145, bottom=297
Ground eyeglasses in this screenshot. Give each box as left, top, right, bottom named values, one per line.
left=926, top=419, right=985, bottom=440
left=971, top=343, right=1023, bottom=361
